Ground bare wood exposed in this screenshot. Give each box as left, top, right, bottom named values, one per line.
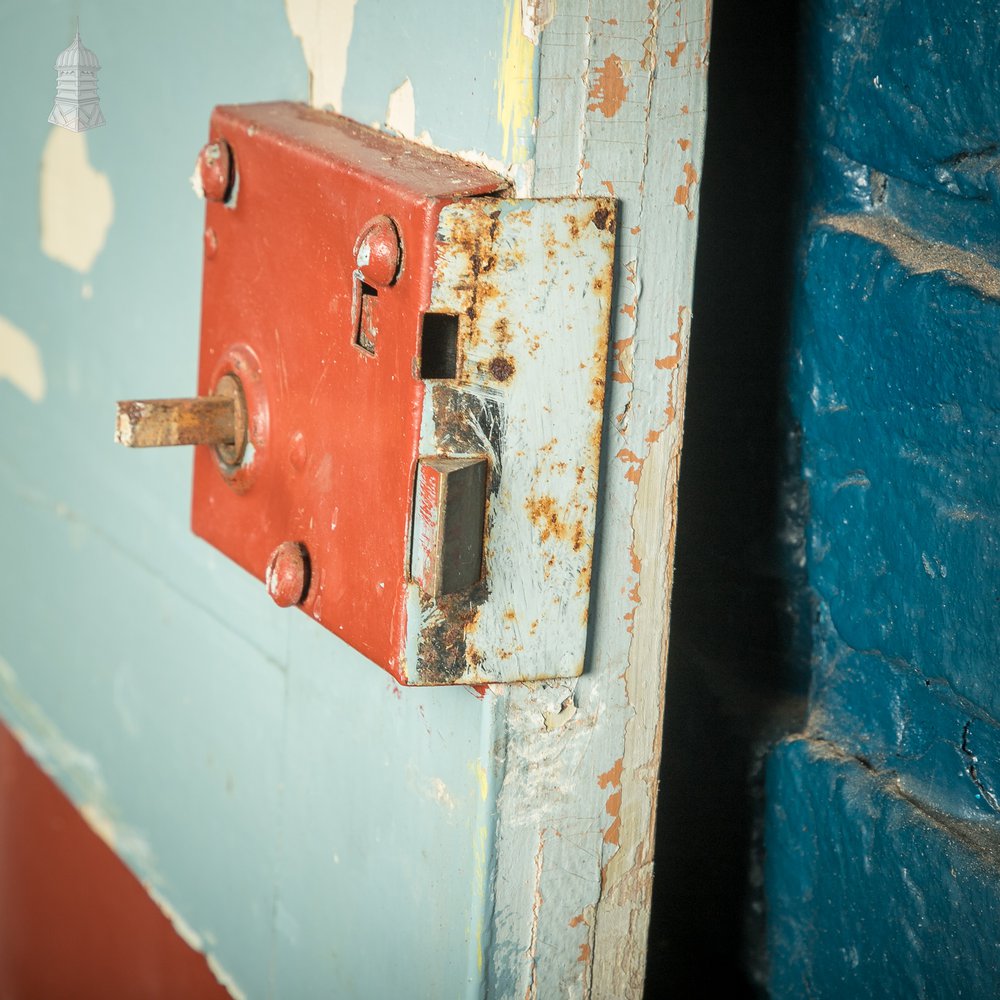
left=487, top=2, right=712, bottom=997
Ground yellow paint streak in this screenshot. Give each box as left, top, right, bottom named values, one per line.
left=472, top=760, right=489, bottom=800
left=498, top=0, right=536, bottom=163
left=473, top=824, right=488, bottom=971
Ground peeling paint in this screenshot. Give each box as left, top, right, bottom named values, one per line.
left=543, top=696, right=577, bottom=730
left=521, top=0, right=557, bottom=43
left=408, top=197, right=613, bottom=684
left=384, top=78, right=417, bottom=140
left=0, top=315, right=45, bottom=402
left=498, top=0, right=537, bottom=163
left=284, top=0, right=359, bottom=110
left=673, top=161, right=699, bottom=219
left=40, top=128, right=113, bottom=273
left=665, top=39, right=687, bottom=66
left=587, top=54, right=629, bottom=118
left=488, top=2, right=710, bottom=995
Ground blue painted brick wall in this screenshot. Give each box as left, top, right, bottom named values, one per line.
left=766, top=1, right=1000, bottom=993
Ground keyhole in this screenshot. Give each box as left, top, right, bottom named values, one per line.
left=353, top=274, right=378, bottom=355
left=350, top=216, right=400, bottom=358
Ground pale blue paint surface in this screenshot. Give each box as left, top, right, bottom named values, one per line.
left=343, top=0, right=510, bottom=159
left=0, top=2, right=508, bottom=996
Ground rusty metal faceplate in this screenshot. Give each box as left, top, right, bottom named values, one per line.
left=192, top=102, right=615, bottom=685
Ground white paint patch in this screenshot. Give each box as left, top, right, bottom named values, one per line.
left=0, top=315, right=45, bottom=402
left=385, top=78, right=416, bottom=140
left=207, top=954, right=248, bottom=1000
left=285, top=0, right=359, bottom=110
left=431, top=776, right=456, bottom=811
left=145, top=884, right=205, bottom=952
left=521, top=0, right=556, bottom=43
left=40, top=128, right=114, bottom=273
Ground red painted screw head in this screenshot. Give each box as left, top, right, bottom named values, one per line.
left=354, top=216, right=401, bottom=287
left=265, top=541, right=309, bottom=608
left=196, top=139, right=233, bottom=202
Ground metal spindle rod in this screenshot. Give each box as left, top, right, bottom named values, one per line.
left=115, top=395, right=236, bottom=448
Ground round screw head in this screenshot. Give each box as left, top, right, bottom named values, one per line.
left=196, top=139, right=233, bottom=202
left=354, top=216, right=401, bottom=287
left=266, top=541, right=309, bottom=607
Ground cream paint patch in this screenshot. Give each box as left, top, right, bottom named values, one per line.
left=40, top=127, right=113, bottom=273
left=0, top=315, right=45, bottom=402
left=285, top=0, right=359, bottom=110
left=385, top=78, right=416, bottom=140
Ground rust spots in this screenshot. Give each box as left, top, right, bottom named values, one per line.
left=678, top=137, right=691, bottom=151
left=587, top=54, right=628, bottom=118
left=591, top=204, right=615, bottom=234
left=488, top=354, right=516, bottom=382
left=629, top=225, right=641, bottom=236
left=489, top=315, right=512, bottom=351
left=503, top=607, right=517, bottom=622
left=665, top=40, right=687, bottom=67
left=674, top=162, right=699, bottom=220
left=417, top=585, right=487, bottom=683
left=601, top=180, right=615, bottom=197
left=447, top=207, right=502, bottom=337
left=587, top=374, right=606, bottom=414
left=525, top=494, right=568, bottom=544
left=578, top=943, right=591, bottom=963
left=569, top=912, right=587, bottom=928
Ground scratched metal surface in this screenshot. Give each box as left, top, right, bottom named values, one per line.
left=405, top=197, right=615, bottom=685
